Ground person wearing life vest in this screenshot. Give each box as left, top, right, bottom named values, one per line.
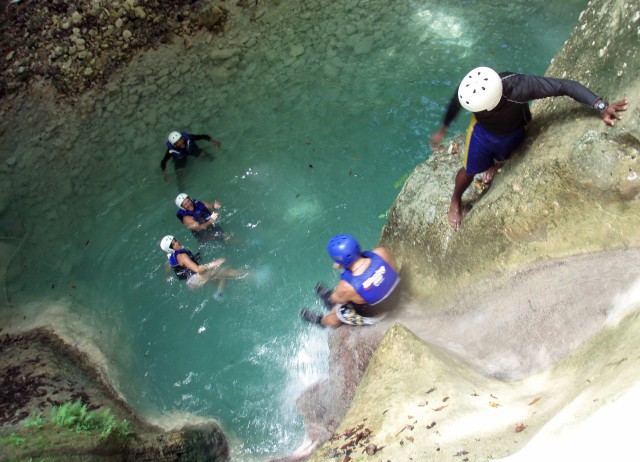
left=160, top=235, right=245, bottom=299
left=175, top=193, right=225, bottom=242
left=430, top=67, right=629, bottom=231
left=160, top=131, right=221, bottom=182
left=301, top=234, right=401, bottom=328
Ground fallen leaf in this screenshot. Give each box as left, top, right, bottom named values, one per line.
left=528, top=397, right=541, bottom=406
left=406, top=436, right=414, bottom=443
left=443, top=396, right=450, bottom=402
left=489, top=402, right=501, bottom=408
left=426, top=421, right=436, bottom=429
left=408, top=415, right=414, bottom=419
left=432, top=404, right=448, bottom=412
left=515, top=423, right=528, bottom=433
left=426, top=387, right=436, bottom=394
left=490, top=394, right=499, bottom=399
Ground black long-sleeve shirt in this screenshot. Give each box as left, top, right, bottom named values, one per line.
left=160, top=134, right=212, bottom=171
left=442, top=72, right=600, bottom=135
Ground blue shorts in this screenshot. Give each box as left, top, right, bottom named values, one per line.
left=463, top=116, right=526, bottom=175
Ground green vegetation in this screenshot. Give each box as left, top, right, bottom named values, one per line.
left=3, top=432, right=28, bottom=448
left=1, top=400, right=132, bottom=460
left=49, top=400, right=131, bottom=441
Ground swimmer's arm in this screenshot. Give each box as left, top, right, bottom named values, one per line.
left=204, top=200, right=221, bottom=210
left=329, top=280, right=360, bottom=305
left=372, top=247, right=397, bottom=269
left=182, top=214, right=215, bottom=231
left=176, top=253, right=203, bottom=273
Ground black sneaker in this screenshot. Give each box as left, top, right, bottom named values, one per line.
left=314, top=283, right=333, bottom=310
left=300, top=308, right=323, bottom=326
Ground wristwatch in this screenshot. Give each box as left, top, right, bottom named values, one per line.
left=594, top=99, right=608, bottom=114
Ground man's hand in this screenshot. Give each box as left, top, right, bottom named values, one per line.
left=430, top=126, right=448, bottom=150
left=208, top=212, right=219, bottom=223
left=600, top=98, right=629, bottom=126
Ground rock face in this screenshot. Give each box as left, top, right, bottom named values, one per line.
left=0, top=329, right=229, bottom=461
left=0, top=0, right=230, bottom=97
left=380, top=0, right=639, bottom=303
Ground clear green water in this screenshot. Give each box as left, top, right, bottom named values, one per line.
left=1, top=0, right=588, bottom=459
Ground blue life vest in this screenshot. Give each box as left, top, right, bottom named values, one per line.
left=165, top=132, right=194, bottom=160
left=176, top=199, right=211, bottom=224
left=341, top=251, right=400, bottom=305
left=168, top=248, right=198, bottom=280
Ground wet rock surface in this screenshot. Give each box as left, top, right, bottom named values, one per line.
left=0, top=0, right=228, bottom=98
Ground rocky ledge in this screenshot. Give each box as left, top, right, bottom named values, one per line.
left=0, top=328, right=229, bottom=461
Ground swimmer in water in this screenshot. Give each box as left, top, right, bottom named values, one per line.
left=160, top=235, right=245, bottom=300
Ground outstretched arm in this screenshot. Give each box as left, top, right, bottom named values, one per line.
left=190, top=133, right=221, bottom=148
left=596, top=98, right=629, bottom=127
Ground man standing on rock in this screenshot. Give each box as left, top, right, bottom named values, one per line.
left=430, top=67, right=629, bottom=231
left=160, top=130, right=222, bottom=187
left=301, top=234, right=400, bottom=328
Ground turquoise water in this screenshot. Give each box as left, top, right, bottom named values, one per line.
left=1, top=0, right=588, bottom=459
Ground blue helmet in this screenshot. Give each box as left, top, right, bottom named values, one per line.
left=327, top=234, right=361, bottom=267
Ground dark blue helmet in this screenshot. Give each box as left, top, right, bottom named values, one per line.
left=327, top=234, right=361, bottom=267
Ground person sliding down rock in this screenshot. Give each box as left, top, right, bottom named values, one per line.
left=301, top=234, right=401, bottom=328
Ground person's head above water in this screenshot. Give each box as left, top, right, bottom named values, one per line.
left=458, top=67, right=503, bottom=112
left=327, top=234, right=361, bottom=268
left=175, top=193, right=193, bottom=210
left=168, top=131, right=185, bottom=147
left=160, top=235, right=177, bottom=254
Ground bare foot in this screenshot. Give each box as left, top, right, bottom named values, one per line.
left=481, top=166, right=498, bottom=186
left=448, top=199, right=462, bottom=230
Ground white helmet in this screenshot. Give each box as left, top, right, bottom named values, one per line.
left=160, top=235, right=175, bottom=254
left=175, top=193, right=189, bottom=210
left=168, top=131, right=183, bottom=145
left=458, top=67, right=503, bottom=112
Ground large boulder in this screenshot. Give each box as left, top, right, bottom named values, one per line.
left=380, top=0, right=640, bottom=303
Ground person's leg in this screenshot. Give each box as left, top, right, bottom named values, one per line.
left=174, top=161, right=187, bottom=191
left=449, top=119, right=492, bottom=230
left=217, top=267, right=248, bottom=279
left=314, top=283, right=333, bottom=310
left=320, top=307, right=343, bottom=328
left=448, top=168, right=474, bottom=230
left=214, top=278, right=225, bottom=301
left=480, top=127, right=526, bottom=186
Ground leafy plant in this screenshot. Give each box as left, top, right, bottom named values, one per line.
left=3, top=432, right=27, bottom=448
left=49, top=400, right=131, bottom=441
left=23, top=413, right=45, bottom=430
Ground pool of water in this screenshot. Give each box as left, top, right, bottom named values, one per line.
left=1, top=0, right=588, bottom=459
